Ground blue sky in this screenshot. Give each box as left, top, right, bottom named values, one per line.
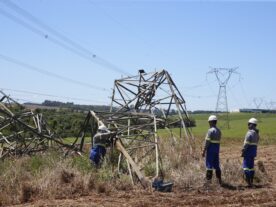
left=0, top=0, right=276, bottom=111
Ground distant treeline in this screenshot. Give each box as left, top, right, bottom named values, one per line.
left=23, top=100, right=197, bottom=138
left=35, top=107, right=195, bottom=138
left=191, top=110, right=217, bottom=114
left=239, top=108, right=276, bottom=113
left=33, top=108, right=86, bottom=138
left=42, top=100, right=112, bottom=112
left=27, top=100, right=201, bottom=115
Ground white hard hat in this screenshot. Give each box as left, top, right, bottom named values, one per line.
left=248, top=118, right=257, bottom=125
left=98, top=125, right=108, bottom=132
left=208, top=115, right=217, bottom=122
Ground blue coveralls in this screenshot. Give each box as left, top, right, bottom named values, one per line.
left=89, top=131, right=112, bottom=166
left=204, top=127, right=221, bottom=178
left=242, top=129, right=259, bottom=180
left=90, top=145, right=106, bottom=166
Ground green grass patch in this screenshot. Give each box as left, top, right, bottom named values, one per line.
left=158, top=113, right=276, bottom=145
left=62, top=137, right=91, bottom=144
left=71, top=153, right=93, bottom=173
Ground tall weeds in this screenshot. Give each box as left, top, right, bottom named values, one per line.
left=0, top=141, right=269, bottom=206
left=159, top=138, right=269, bottom=190
left=0, top=152, right=132, bottom=206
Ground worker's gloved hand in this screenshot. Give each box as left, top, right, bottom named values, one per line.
left=241, top=149, right=245, bottom=157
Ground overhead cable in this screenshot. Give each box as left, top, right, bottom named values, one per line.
left=0, top=53, right=108, bottom=91
left=0, top=1, right=130, bottom=76
left=0, top=88, right=108, bottom=104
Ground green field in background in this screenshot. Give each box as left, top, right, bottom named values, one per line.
left=159, top=113, right=276, bottom=145
left=64, top=113, right=276, bottom=146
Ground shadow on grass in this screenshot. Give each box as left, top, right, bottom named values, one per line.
left=223, top=183, right=270, bottom=190
left=220, top=182, right=238, bottom=190
left=219, top=182, right=269, bottom=190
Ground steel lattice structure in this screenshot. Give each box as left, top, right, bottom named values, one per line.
left=207, top=67, right=239, bottom=129
left=1, top=70, right=194, bottom=186
left=73, top=110, right=161, bottom=186
left=0, top=90, right=73, bottom=159
left=74, top=70, right=195, bottom=186
left=110, top=70, right=194, bottom=142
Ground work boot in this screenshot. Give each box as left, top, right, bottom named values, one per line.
left=215, top=169, right=222, bottom=186
left=204, top=170, right=213, bottom=188
left=252, top=171, right=255, bottom=182
left=206, top=170, right=213, bottom=181
left=246, top=175, right=253, bottom=188
left=250, top=173, right=254, bottom=187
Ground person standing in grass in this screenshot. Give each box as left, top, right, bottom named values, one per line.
left=241, top=118, right=259, bottom=187
left=202, top=115, right=222, bottom=185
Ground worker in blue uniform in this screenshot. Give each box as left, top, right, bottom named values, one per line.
left=89, top=125, right=116, bottom=167
left=241, top=118, right=259, bottom=187
left=202, top=115, right=222, bottom=185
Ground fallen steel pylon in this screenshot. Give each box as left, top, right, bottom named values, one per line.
left=0, top=90, right=74, bottom=159
left=73, top=70, right=195, bottom=186
left=110, top=69, right=194, bottom=145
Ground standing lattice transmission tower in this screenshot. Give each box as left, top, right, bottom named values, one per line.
left=207, top=67, right=239, bottom=128
left=253, top=97, right=264, bottom=122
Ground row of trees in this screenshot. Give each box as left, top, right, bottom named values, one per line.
left=34, top=108, right=86, bottom=138
left=41, top=100, right=111, bottom=112
left=30, top=101, right=196, bottom=138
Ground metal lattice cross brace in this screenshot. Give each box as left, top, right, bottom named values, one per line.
left=74, top=70, right=195, bottom=187
left=109, top=70, right=194, bottom=183
left=0, top=90, right=72, bottom=159
left=207, top=67, right=239, bottom=129
left=110, top=70, right=194, bottom=144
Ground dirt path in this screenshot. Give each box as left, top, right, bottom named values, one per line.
left=12, top=145, right=276, bottom=207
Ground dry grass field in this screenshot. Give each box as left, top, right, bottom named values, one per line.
left=1, top=144, right=275, bottom=207
left=1, top=113, right=276, bottom=207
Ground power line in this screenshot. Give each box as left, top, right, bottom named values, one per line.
left=88, top=0, right=156, bottom=52
left=0, top=0, right=129, bottom=75
left=0, top=1, right=131, bottom=76
left=206, top=76, right=218, bottom=98
left=0, top=88, right=108, bottom=104
left=2, top=0, right=96, bottom=57
left=183, top=94, right=217, bottom=99
left=253, top=97, right=264, bottom=109
left=0, top=53, right=108, bottom=91
left=13, top=98, right=33, bottom=103
left=228, top=88, right=242, bottom=109
left=182, top=83, right=209, bottom=90
left=0, top=7, right=101, bottom=65
left=238, top=78, right=250, bottom=107
left=181, top=79, right=218, bottom=91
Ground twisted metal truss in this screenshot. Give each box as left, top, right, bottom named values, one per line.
left=0, top=91, right=70, bottom=159
left=110, top=70, right=194, bottom=142
left=74, top=70, right=194, bottom=186
left=73, top=110, right=161, bottom=186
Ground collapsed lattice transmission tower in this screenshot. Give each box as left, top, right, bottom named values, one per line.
left=0, top=90, right=76, bottom=159
left=207, top=67, right=239, bottom=128
left=73, top=70, right=194, bottom=187
left=110, top=69, right=194, bottom=142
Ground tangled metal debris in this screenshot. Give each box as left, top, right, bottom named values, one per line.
left=1, top=69, right=194, bottom=187
left=0, top=90, right=71, bottom=159
left=73, top=70, right=195, bottom=186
